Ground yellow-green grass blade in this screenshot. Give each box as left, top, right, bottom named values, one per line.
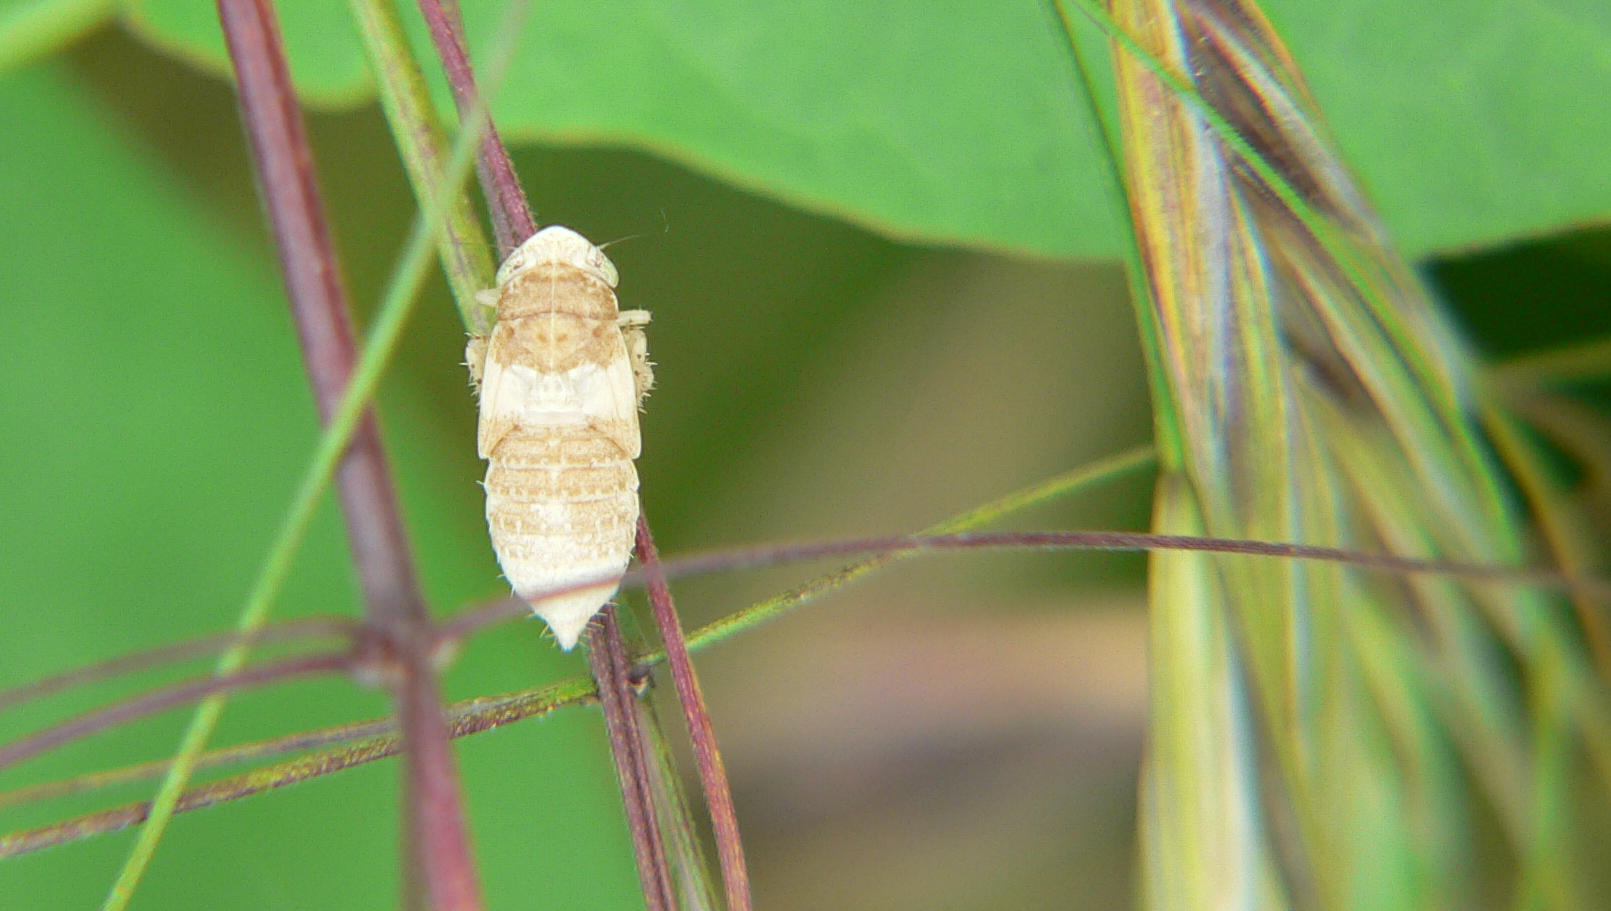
left=1097, top=0, right=1608, bottom=907
left=1141, top=473, right=1290, bottom=910
left=1110, top=2, right=1338, bottom=901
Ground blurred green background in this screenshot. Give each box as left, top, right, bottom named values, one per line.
left=1, top=7, right=1607, bottom=911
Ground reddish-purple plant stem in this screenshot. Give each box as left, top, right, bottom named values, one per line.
left=0, top=617, right=357, bottom=714
left=9, top=526, right=1598, bottom=855
left=220, top=0, right=424, bottom=628
left=411, top=4, right=682, bottom=904
left=394, top=659, right=483, bottom=911
left=415, top=0, right=536, bottom=253
left=635, top=514, right=753, bottom=910
left=0, top=652, right=352, bottom=773
left=3, top=685, right=599, bottom=859
left=1, top=725, right=397, bottom=858
left=217, top=2, right=482, bottom=908
left=602, top=611, right=678, bottom=911
left=437, top=529, right=1603, bottom=642
left=586, top=610, right=676, bottom=911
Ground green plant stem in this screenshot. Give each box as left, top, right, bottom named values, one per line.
left=637, top=697, right=723, bottom=911
left=415, top=0, right=536, bottom=253
left=669, top=442, right=1157, bottom=655
left=2, top=677, right=595, bottom=859
left=347, top=0, right=495, bottom=331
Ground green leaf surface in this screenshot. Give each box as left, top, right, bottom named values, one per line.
left=0, top=0, right=116, bottom=72
left=93, top=0, right=1611, bottom=259
left=1264, top=0, right=1611, bottom=253
left=121, top=0, right=372, bottom=106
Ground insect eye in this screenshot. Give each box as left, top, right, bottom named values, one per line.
left=589, top=250, right=620, bottom=287
left=494, top=250, right=532, bottom=287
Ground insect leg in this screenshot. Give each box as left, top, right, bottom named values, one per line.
left=464, top=335, right=489, bottom=390
left=618, top=310, right=654, bottom=404
left=463, top=287, right=502, bottom=389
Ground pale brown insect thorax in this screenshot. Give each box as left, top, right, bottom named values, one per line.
left=496, top=265, right=619, bottom=321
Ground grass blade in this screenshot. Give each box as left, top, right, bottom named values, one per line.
left=1086, top=0, right=1611, bottom=905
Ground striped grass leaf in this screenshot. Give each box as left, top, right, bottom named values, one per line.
left=1093, top=0, right=1609, bottom=907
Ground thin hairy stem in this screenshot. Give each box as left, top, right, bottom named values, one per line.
left=0, top=617, right=356, bottom=715
left=637, top=514, right=752, bottom=911
left=443, top=527, right=1600, bottom=649
left=415, top=0, right=536, bottom=253
left=10, top=523, right=1602, bottom=856
left=222, top=0, right=480, bottom=905
left=2, top=680, right=595, bottom=858
left=0, top=652, right=352, bottom=773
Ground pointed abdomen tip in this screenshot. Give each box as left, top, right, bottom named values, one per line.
left=549, top=615, right=590, bottom=651
left=528, top=585, right=617, bottom=651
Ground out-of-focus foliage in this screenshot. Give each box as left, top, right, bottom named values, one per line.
left=0, top=3, right=1607, bottom=910
left=0, top=22, right=1154, bottom=909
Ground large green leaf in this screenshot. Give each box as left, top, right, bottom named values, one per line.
left=122, top=0, right=373, bottom=105
left=45, top=0, right=1595, bottom=260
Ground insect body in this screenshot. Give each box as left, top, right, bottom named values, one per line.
left=470, top=226, right=652, bottom=649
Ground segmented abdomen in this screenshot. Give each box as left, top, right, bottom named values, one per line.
left=484, top=425, right=639, bottom=643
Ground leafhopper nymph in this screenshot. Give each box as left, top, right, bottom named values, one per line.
left=468, top=226, right=652, bottom=649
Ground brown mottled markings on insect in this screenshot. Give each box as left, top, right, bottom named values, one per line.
left=469, top=226, right=652, bottom=650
